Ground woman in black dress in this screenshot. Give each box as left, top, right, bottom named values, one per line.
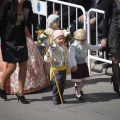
left=0, top=0, right=38, bottom=104
left=101, top=0, right=120, bottom=96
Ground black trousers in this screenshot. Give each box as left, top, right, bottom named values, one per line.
left=52, top=69, right=66, bottom=102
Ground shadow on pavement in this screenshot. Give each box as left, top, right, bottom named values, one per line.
left=64, top=92, right=120, bottom=104
left=29, top=92, right=119, bottom=103
left=88, top=78, right=111, bottom=85
left=6, top=92, right=119, bottom=104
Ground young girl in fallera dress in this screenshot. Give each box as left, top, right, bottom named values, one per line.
left=69, top=29, right=103, bottom=100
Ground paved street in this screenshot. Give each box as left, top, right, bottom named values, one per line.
left=0, top=63, right=120, bottom=120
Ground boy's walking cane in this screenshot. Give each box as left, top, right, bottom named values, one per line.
left=46, top=45, right=64, bottom=105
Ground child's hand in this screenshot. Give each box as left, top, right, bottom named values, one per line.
left=71, top=66, right=78, bottom=72
left=46, top=52, right=50, bottom=57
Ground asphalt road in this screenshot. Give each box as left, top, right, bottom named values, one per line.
left=0, top=70, right=120, bottom=120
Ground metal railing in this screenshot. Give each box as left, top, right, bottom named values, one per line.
left=31, top=1, right=115, bottom=75
left=46, top=0, right=86, bottom=31
left=31, top=0, right=86, bottom=38
left=87, top=8, right=113, bottom=74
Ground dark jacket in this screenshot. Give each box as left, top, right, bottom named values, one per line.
left=91, top=0, right=112, bottom=22
left=59, top=0, right=93, bottom=28
left=0, top=0, right=39, bottom=40
left=102, top=0, right=120, bottom=53
left=0, top=0, right=4, bottom=8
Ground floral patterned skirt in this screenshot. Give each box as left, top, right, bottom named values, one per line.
left=0, top=38, right=50, bottom=94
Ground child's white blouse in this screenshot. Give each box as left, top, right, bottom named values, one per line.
left=69, top=40, right=101, bottom=68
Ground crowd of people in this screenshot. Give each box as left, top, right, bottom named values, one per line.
left=0, top=0, right=120, bottom=105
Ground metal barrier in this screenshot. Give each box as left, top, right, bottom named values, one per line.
left=87, top=8, right=113, bottom=74
left=46, top=0, right=86, bottom=31
left=31, top=1, right=115, bottom=75
left=31, top=0, right=86, bottom=38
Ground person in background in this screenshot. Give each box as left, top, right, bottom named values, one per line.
left=45, top=14, right=60, bottom=41
left=78, top=0, right=112, bottom=68
left=44, top=30, right=70, bottom=105
left=38, top=14, right=60, bottom=56
left=36, top=0, right=60, bottom=30
left=101, top=0, right=120, bottom=96
left=38, top=14, right=60, bottom=79
left=69, top=29, right=103, bottom=100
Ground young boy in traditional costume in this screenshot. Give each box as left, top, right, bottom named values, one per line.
left=44, top=30, right=70, bottom=105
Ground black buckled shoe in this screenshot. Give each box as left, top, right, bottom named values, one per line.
left=0, top=89, right=7, bottom=100
left=53, top=100, right=60, bottom=105
left=53, top=96, right=66, bottom=105
left=53, top=97, right=61, bottom=105
left=80, top=90, right=84, bottom=97
left=78, top=95, right=85, bottom=101
left=76, top=95, right=85, bottom=101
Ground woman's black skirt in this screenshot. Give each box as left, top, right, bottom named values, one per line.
left=1, top=25, right=28, bottom=63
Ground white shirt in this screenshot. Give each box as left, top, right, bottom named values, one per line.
left=69, top=41, right=101, bottom=68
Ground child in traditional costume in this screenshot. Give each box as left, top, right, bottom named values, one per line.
left=69, top=29, right=102, bottom=101
left=44, top=30, right=70, bottom=105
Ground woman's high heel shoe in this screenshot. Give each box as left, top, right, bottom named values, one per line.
left=0, top=89, right=7, bottom=100
left=16, top=94, right=30, bottom=104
